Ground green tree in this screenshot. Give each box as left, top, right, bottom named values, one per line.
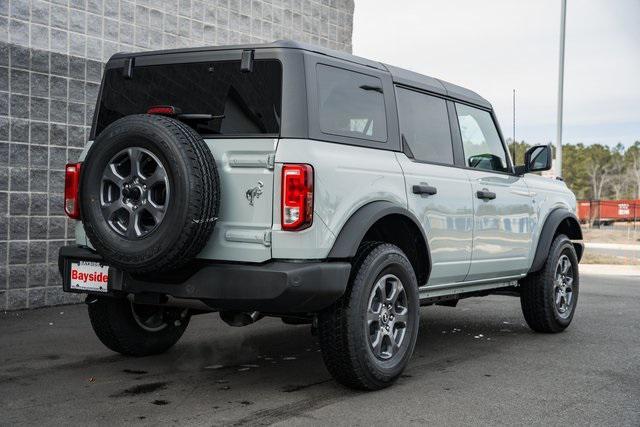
left=609, top=143, right=628, bottom=199
left=562, top=143, right=589, bottom=199
left=583, top=144, right=614, bottom=200
left=501, top=138, right=638, bottom=201
left=625, top=141, right=640, bottom=199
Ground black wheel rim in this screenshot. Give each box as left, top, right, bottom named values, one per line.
left=366, top=274, right=410, bottom=360
left=100, top=147, right=170, bottom=239
left=554, top=254, right=575, bottom=318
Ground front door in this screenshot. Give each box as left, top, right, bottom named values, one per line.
left=454, top=103, right=534, bottom=281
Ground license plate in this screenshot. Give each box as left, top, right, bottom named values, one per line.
left=69, top=261, right=109, bottom=293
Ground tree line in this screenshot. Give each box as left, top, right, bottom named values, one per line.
left=506, top=140, right=640, bottom=201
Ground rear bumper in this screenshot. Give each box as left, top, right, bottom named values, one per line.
left=59, top=245, right=351, bottom=313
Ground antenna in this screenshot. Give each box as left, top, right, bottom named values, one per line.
left=512, top=89, right=516, bottom=162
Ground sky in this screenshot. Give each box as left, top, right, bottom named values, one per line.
left=352, top=0, right=640, bottom=148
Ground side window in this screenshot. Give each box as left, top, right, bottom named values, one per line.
left=317, top=64, right=387, bottom=142
left=456, top=103, right=509, bottom=173
left=396, top=87, right=453, bottom=165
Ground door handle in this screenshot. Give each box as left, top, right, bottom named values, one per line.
left=476, top=189, right=496, bottom=200
left=412, top=184, right=438, bottom=196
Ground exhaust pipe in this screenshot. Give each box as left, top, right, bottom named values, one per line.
left=220, top=311, right=263, bottom=327
left=129, top=294, right=215, bottom=312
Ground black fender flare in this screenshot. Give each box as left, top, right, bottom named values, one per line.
left=328, top=200, right=430, bottom=265
left=529, top=208, right=583, bottom=273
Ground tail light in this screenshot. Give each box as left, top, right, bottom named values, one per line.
left=281, top=164, right=313, bottom=231
left=147, top=105, right=181, bottom=116
left=64, top=163, right=82, bottom=219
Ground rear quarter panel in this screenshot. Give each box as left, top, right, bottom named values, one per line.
left=272, top=139, right=407, bottom=259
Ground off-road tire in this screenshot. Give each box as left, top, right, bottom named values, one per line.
left=520, top=234, right=579, bottom=333
left=88, top=297, right=190, bottom=356
left=317, top=242, right=420, bottom=390
left=80, top=114, right=220, bottom=273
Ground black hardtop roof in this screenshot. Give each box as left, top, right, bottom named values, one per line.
left=111, top=39, right=491, bottom=109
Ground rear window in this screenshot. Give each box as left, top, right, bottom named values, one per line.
left=95, top=59, right=282, bottom=137
left=317, top=64, right=387, bottom=143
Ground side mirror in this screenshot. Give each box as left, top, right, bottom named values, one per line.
left=515, top=144, right=552, bottom=175
left=468, top=153, right=504, bottom=171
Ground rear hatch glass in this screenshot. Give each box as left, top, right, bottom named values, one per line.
left=95, top=59, right=282, bottom=137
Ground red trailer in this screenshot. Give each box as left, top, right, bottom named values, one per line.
left=577, top=200, right=640, bottom=224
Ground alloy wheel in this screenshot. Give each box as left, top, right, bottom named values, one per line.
left=554, top=254, right=575, bottom=318
left=100, top=147, right=169, bottom=239
left=366, top=274, right=410, bottom=360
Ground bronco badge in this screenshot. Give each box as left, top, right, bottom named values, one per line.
left=246, top=181, right=264, bottom=206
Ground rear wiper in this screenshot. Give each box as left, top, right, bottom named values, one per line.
left=177, top=113, right=225, bottom=121
left=147, top=106, right=225, bottom=122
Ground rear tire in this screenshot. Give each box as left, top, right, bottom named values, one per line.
left=317, top=242, right=420, bottom=390
left=88, top=297, right=190, bottom=356
left=520, top=234, right=579, bottom=333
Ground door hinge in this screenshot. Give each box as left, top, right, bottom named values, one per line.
left=263, top=230, right=272, bottom=247
left=224, top=229, right=272, bottom=246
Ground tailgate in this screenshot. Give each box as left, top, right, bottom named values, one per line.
left=197, top=138, right=276, bottom=263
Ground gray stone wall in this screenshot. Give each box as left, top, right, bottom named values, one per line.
left=0, top=0, right=354, bottom=310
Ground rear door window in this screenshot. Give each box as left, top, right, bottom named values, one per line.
left=317, top=64, right=387, bottom=142
left=396, top=87, right=453, bottom=165
left=96, top=59, right=282, bottom=137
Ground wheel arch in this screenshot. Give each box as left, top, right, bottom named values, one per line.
left=328, top=201, right=431, bottom=287
left=529, top=208, right=583, bottom=273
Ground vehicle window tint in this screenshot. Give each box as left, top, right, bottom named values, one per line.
left=456, top=103, right=509, bottom=173
left=96, top=59, right=282, bottom=137
left=396, top=87, right=453, bottom=165
left=317, top=64, right=387, bottom=142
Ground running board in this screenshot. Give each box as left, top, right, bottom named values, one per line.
left=419, top=280, right=519, bottom=302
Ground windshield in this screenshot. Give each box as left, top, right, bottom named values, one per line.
left=95, top=59, right=282, bottom=137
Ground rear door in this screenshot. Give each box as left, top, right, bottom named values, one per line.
left=394, top=87, right=474, bottom=287
left=94, top=57, right=283, bottom=262
left=453, top=103, right=534, bottom=280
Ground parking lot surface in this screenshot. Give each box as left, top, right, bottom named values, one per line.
left=1, top=273, right=638, bottom=426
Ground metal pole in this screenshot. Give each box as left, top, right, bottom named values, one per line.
left=634, top=201, right=637, bottom=241
left=556, top=0, right=567, bottom=177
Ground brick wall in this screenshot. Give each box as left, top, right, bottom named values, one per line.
left=0, top=0, right=354, bottom=310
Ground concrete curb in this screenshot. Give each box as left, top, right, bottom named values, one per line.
left=585, top=242, right=640, bottom=251
left=580, top=264, right=640, bottom=276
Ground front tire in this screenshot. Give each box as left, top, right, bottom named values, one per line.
left=317, top=242, right=420, bottom=390
left=88, top=297, right=190, bottom=356
left=520, top=234, right=579, bottom=333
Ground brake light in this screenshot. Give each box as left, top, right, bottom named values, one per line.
left=281, top=164, right=313, bottom=231
left=64, top=163, right=82, bottom=219
left=147, top=105, right=181, bottom=116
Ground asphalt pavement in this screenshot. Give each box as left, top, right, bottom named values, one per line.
left=1, top=272, right=638, bottom=426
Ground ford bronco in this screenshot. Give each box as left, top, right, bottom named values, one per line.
left=59, top=41, right=583, bottom=390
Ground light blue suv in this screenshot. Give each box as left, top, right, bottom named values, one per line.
left=59, top=41, right=583, bottom=390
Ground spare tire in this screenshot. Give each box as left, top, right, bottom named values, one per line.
left=80, top=114, right=220, bottom=273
